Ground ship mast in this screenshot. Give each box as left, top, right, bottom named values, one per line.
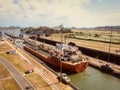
left=59, top=24, right=63, bottom=84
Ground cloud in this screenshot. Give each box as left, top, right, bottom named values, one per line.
left=0, top=5, right=2, bottom=8
left=0, top=0, right=119, bottom=27
left=26, top=0, right=29, bottom=2
left=13, top=0, right=19, bottom=4
left=0, top=0, right=89, bottom=20
left=97, top=0, right=103, bottom=2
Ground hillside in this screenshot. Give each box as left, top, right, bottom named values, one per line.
left=0, top=26, right=20, bottom=30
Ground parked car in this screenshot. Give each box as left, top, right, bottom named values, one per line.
left=25, top=69, right=34, bottom=74
left=6, top=50, right=16, bottom=54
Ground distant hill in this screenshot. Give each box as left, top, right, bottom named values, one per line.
left=78, top=26, right=120, bottom=31
left=94, top=26, right=120, bottom=31
left=0, top=26, right=21, bottom=30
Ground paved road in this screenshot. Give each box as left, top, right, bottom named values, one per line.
left=0, top=57, right=34, bottom=90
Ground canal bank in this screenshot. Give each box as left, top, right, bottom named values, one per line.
left=3, top=37, right=74, bottom=90
left=88, top=57, right=120, bottom=78
left=69, top=66, right=120, bottom=90
left=4, top=32, right=120, bottom=78
left=2, top=30, right=120, bottom=90
left=27, top=37, right=120, bottom=78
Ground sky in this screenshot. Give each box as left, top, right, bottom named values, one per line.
left=0, top=0, right=120, bottom=28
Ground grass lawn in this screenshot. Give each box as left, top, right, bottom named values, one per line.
left=0, top=53, right=30, bottom=73
left=1, top=78, right=21, bottom=90
left=0, top=64, right=11, bottom=79
left=69, top=29, right=120, bottom=43
left=0, top=39, right=53, bottom=89
left=26, top=73, right=52, bottom=90
left=0, top=42, right=12, bottom=52
left=0, top=64, right=21, bottom=90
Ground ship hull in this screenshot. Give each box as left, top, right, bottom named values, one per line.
left=24, top=45, right=88, bottom=73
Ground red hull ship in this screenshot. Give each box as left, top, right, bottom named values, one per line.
left=24, top=40, right=88, bottom=73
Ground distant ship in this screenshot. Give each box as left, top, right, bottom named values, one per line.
left=24, top=39, right=88, bottom=73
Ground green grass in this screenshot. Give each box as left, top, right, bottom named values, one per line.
left=0, top=64, right=11, bottom=79
left=0, top=42, right=12, bottom=52
left=68, top=30, right=120, bottom=43
left=0, top=53, right=28, bottom=73
left=0, top=64, right=21, bottom=90
left=26, top=73, right=52, bottom=90
left=2, top=78, right=21, bottom=90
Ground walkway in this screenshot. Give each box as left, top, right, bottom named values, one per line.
left=0, top=57, right=34, bottom=90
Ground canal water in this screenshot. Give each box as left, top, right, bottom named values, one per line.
left=69, top=66, right=120, bottom=90
left=1, top=29, right=120, bottom=90
left=0, top=29, right=20, bottom=37
left=0, top=29, right=28, bottom=48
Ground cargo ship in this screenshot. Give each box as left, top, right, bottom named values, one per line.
left=24, top=39, right=88, bottom=73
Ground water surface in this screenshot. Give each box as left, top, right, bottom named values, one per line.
left=69, top=67, right=120, bottom=90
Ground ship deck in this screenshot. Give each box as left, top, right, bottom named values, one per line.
left=25, top=44, right=86, bottom=65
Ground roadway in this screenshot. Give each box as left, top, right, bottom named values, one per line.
left=0, top=57, right=34, bottom=90
left=3, top=37, right=74, bottom=90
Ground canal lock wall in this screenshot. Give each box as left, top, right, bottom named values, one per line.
left=37, top=38, right=120, bottom=66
